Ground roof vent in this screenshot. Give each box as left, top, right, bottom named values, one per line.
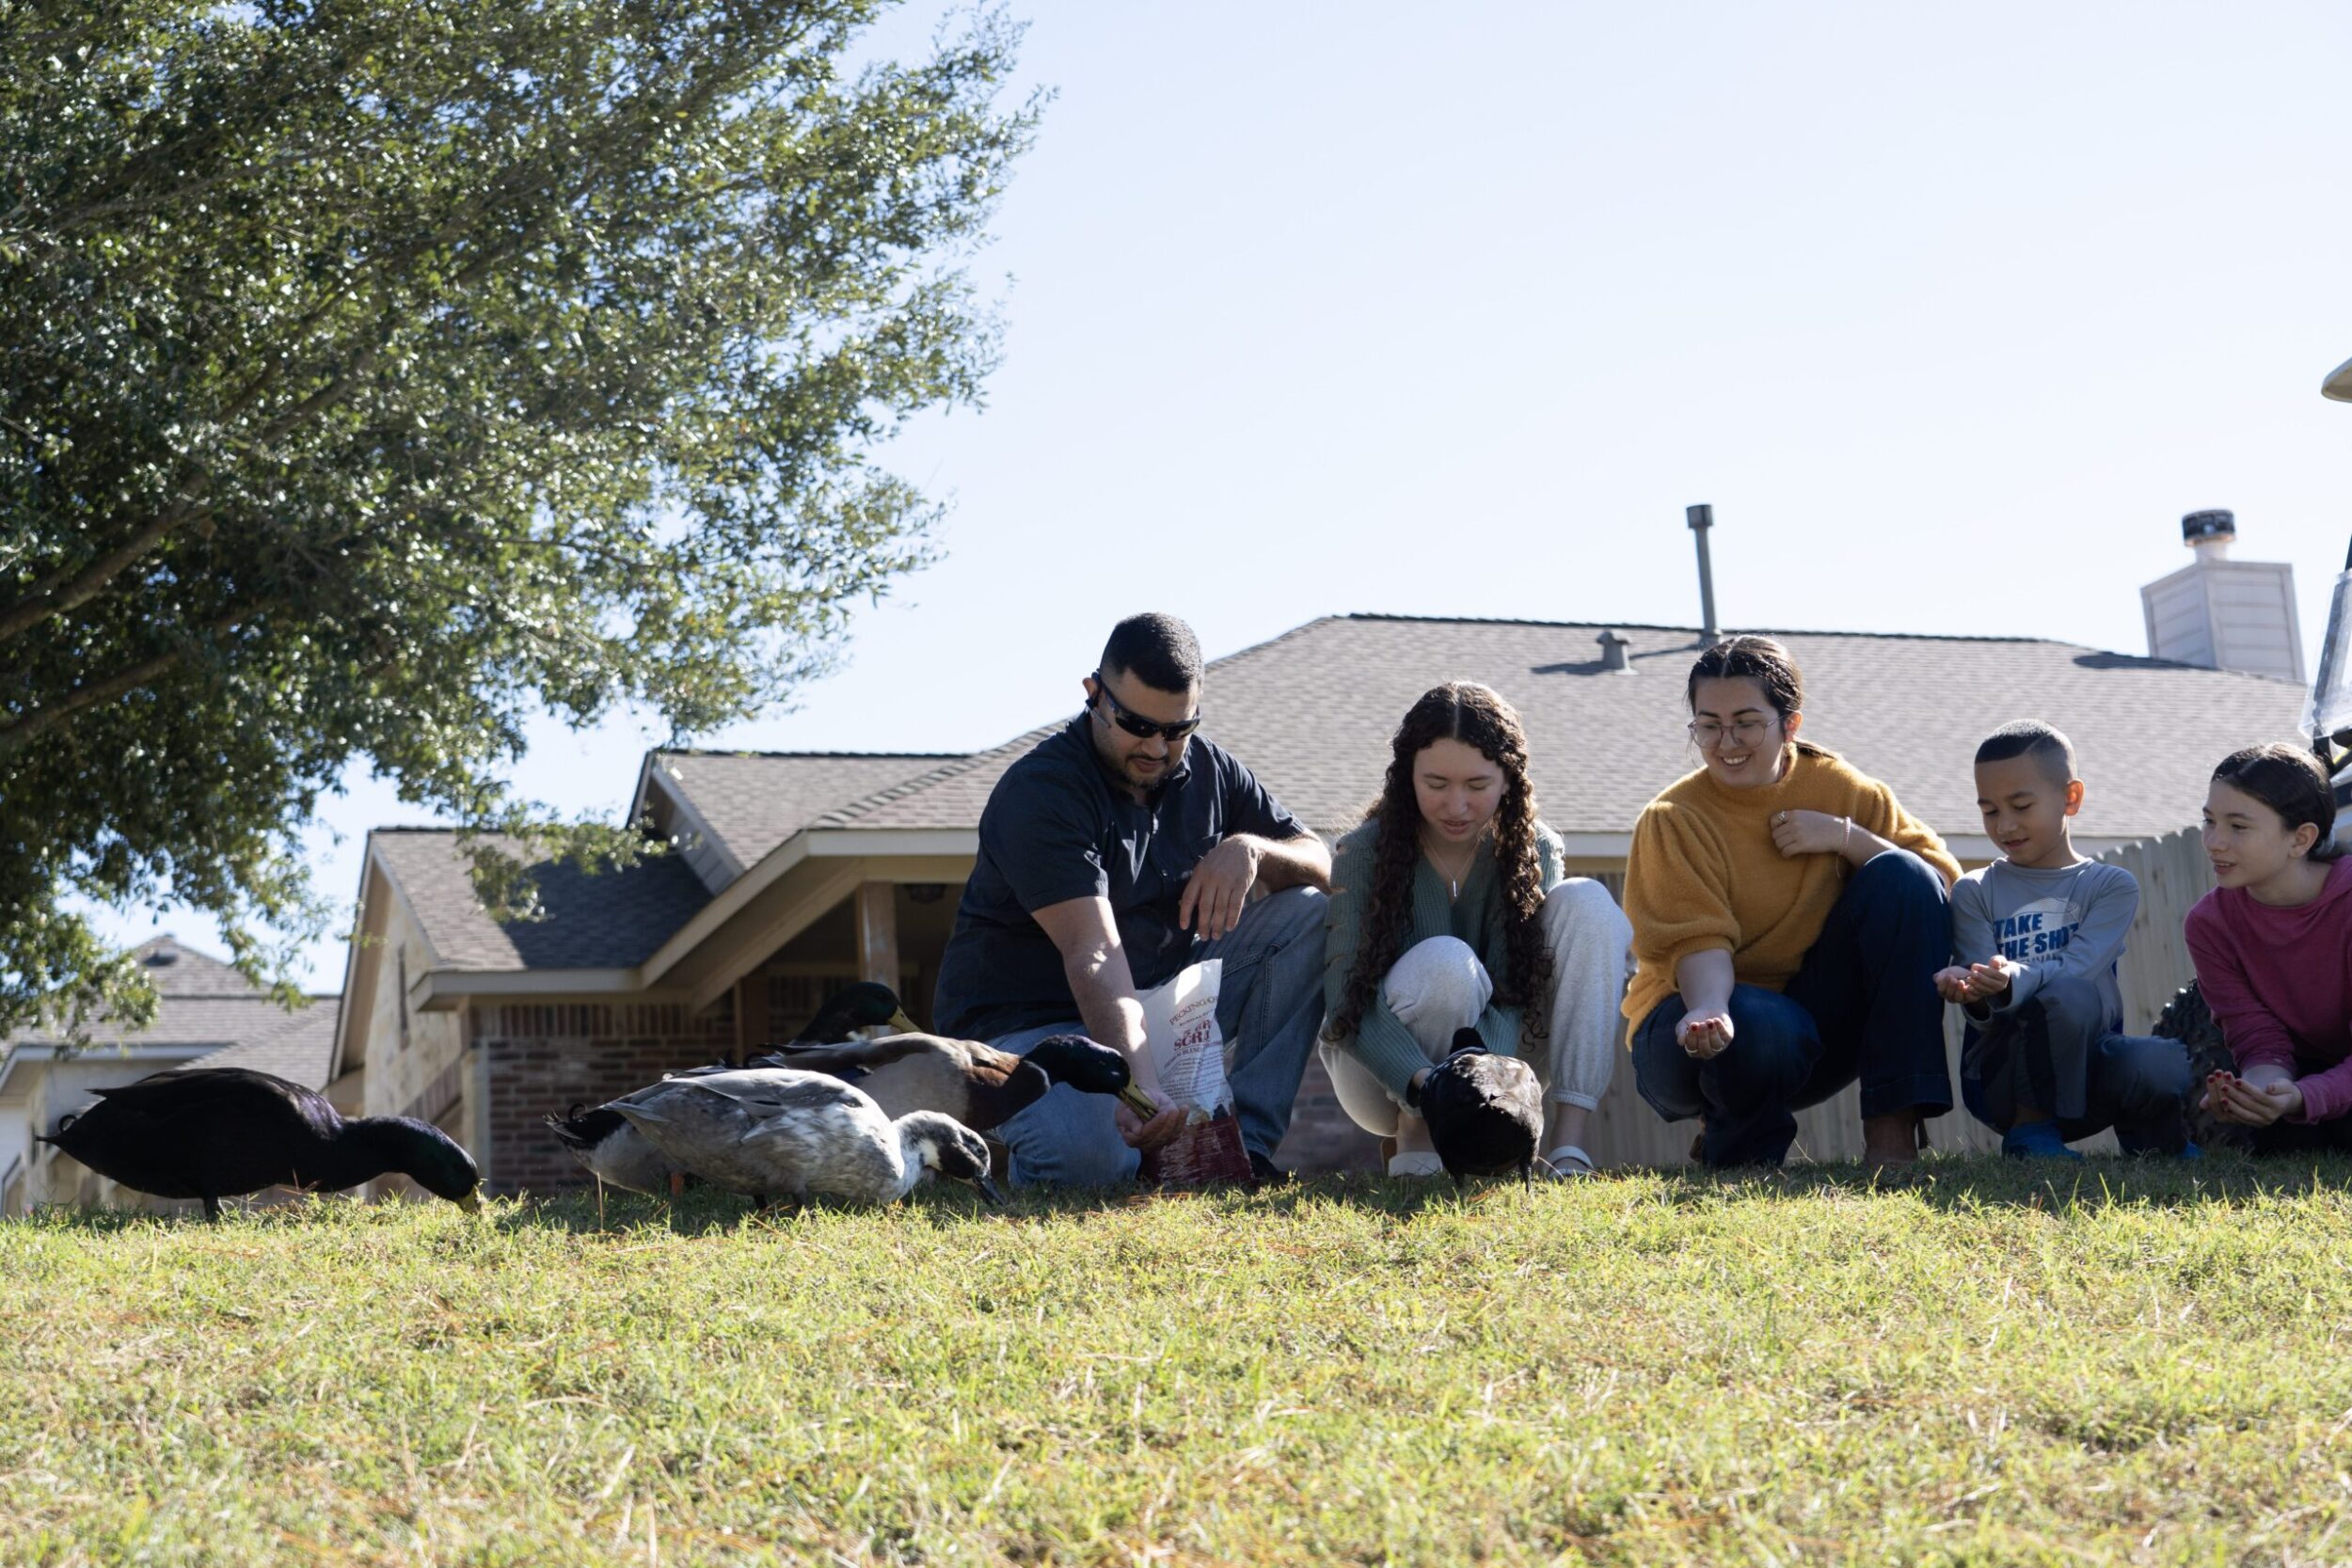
left=2183, top=508, right=2236, bottom=557
left=2142, top=510, right=2303, bottom=683
left=145, top=939, right=179, bottom=968
left=1596, top=629, right=1632, bottom=673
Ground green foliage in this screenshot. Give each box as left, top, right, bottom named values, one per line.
left=0, top=0, right=1038, bottom=1033
left=4, top=1159, right=2349, bottom=1563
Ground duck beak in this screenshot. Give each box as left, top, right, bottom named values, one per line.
left=887, top=1008, right=919, bottom=1036
left=970, top=1174, right=1006, bottom=1209
left=456, top=1190, right=483, bottom=1213
left=1118, top=1083, right=1161, bottom=1119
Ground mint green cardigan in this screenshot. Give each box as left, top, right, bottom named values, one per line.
left=1321, top=816, right=1566, bottom=1098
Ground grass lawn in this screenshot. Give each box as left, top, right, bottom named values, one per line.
left=3, top=1155, right=2349, bottom=1566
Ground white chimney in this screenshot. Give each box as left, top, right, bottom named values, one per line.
left=2141, top=510, right=2304, bottom=684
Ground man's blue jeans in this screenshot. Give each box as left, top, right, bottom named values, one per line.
left=1631, top=848, right=1952, bottom=1167
left=989, top=885, right=1329, bottom=1186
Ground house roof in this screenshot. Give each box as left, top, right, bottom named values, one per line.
left=803, top=615, right=2307, bottom=844
left=369, top=830, right=714, bottom=973
left=0, top=938, right=337, bottom=1089
left=644, top=751, right=963, bottom=870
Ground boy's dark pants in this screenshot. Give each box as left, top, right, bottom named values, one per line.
left=1960, top=976, right=2193, bottom=1150
left=1631, top=849, right=1953, bottom=1167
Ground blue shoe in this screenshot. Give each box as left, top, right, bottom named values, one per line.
left=2117, top=1128, right=2202, bottom=1160
left=2002, top=1119, right=2084, bottom=1161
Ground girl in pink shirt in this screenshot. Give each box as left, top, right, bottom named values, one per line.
left=2185, top=743, right=2352, bottom=1147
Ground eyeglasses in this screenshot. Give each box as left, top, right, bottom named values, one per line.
left=1091, top=672, right=1201, bottom=743
left=1688, top=717, right=1777, bottom=749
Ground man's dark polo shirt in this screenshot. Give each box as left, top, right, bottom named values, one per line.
left=932, top=717, right=1308, bottom=1039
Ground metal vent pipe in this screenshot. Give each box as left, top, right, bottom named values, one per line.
left=1686, top=503, right=1720, bottom=643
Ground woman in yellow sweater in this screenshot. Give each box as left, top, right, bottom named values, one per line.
left=1625, top=636, right=1961, bottom=1167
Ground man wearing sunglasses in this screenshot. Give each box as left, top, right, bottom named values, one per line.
left=933, top=612, right=1333, bottom=1186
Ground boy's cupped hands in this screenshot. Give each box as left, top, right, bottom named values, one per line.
left=1933, top=958, right=2020, bottom=1006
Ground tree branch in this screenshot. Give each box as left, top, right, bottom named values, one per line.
left=0, top=611, right=244, bottom=756
left=0, top=481, right=212, bottom=645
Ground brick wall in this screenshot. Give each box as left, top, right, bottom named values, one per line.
left=473, top=1000, right=738, bottom=1196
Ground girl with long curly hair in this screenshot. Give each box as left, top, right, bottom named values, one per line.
left=1623, top=636, right=1959, bottom=1168
left=1322, top=682, right=1633, bottom=1176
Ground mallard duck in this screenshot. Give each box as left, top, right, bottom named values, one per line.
left=37, top=1067, right=481, bottom=1218
left=604, top=1068, right=1000, bottom=1209
left=545, top=981, right=917, bottom=1196
left=1420, top=1028, right=1543, bottom=1190
left=759, top=1031, right=1153, bottom=1131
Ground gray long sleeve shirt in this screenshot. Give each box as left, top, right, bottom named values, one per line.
left=1949, top=858, right=2140, bottom=1028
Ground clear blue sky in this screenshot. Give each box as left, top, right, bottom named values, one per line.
left=92, top=0, right=2352, bottom=988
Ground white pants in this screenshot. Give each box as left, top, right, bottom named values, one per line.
left=1322, top=879, right=1633, bottom=1137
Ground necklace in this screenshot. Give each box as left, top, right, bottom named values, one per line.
left=1422, top=833, right=1481, bottom=902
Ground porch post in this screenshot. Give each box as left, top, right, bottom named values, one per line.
left=855, top=881, right=900, bottom=990
left=734, top=972, right=763, bottom=1058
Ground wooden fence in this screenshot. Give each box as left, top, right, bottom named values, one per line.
left=1581, top=826, right=2214, bottom=1167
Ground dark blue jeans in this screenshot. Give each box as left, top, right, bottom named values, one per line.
left=1632, top=849, right=1952, bottom=1167
left=1960, top=976, right=2193, bottom=1149
left=990, top=886, right=1328, bottom=1186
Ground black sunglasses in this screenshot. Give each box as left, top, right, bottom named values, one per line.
left=1090, top=672, right=1202, bottom=743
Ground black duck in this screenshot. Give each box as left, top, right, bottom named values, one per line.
left=38, top=1067, right=481, bottom=1218
left=1419, top=1028, right=1543, bottom=1190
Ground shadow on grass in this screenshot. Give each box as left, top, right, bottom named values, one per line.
left=1620, top=1149, right=2352, bottom=1215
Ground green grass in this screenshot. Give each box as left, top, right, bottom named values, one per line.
left=5, top=1156, right=2350, bottom=1566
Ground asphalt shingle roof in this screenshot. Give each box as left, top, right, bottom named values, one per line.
left=2, top=938, right=337, bottom=1088
left=814, top=616, right=2309, bottom=843
left=370, top=831, right=713, bottom=973
left=650, top=751, right=964, bottom=869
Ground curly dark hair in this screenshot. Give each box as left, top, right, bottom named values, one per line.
left=1327, top=682, right=1552, bottom=1046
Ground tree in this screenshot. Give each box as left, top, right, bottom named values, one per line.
left=0, top=0, right=1038, bottom=1035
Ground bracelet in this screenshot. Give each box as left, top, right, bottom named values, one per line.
left=1841, top=816, right=1852, bottom=855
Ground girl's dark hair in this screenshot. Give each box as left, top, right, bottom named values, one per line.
left=2212, top=743, right=2345, bottom=863
left=1685, top=634, right=1835, bottom=761
left=1327, top=683, right=1552, bottom=1045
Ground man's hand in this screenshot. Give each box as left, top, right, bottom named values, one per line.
left=1115, top=1097, right=1188, bottom=1149
left=1932, top=966, right=1973, bottom=1004
left=1179, top=835, right=1263, bottom=941
left=1677, top=1009, right=1734, bottom=1059
left=1770, top=809, right=1849, bottom=858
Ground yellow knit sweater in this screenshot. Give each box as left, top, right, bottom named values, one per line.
left=1620, top=748, right=1960, bottom=1033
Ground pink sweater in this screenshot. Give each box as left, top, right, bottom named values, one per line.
left=2185, top=856, right=2352, bottom=1123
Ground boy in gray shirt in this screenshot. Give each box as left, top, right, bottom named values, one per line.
left=1936, top=722, right=2196, bottom=1159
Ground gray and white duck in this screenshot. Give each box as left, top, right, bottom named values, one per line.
left=604, top=1067, right=1001, bottom=1210
left=545, top=981, right=915, bottom=1197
